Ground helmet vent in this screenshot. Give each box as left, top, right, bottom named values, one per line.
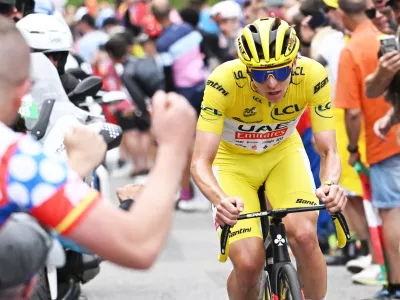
left=271, top=18, right=281, bottom=31
left=241, top=36, right=253, bottom=59
left=282, top=28, right=292, bottom=53
left=249, top=24, right=258, bottom=33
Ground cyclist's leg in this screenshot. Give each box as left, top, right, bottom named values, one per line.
left=266, top=140, right=326, bottom=300
left=212, top=166, right=264, bottom=300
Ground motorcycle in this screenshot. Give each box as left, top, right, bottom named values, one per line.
left=23, top=53, right=125, bottom=300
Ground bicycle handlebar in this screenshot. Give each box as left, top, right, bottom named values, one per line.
left=218, top=204, right=351, bottom=263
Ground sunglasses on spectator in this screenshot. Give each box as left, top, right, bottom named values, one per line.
left=365, top=7, right=382, bottom=19
left=365, top=2, right=397, bottom=19
left=249, top=64, right=292, bottom=83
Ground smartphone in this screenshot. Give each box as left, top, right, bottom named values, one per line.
left=380, top=35, right=398, bottom=54
left=308, top=9, right=328, bottom=30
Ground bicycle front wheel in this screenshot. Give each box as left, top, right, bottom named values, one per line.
left=277, top=264, right=303, bottom=300
left=259, top=271, right=272, bottom=300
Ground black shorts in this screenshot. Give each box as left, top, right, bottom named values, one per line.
left=114, top=111, right=138, bottom=132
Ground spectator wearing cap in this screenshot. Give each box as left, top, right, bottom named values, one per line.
left=75, top=10, right=109, bottom=63
left=152, top=0, right=207, bottom=211
left=210, top=0, right=243, bottom=59
left=96, top=3, right=115, bottom=28
left=335, top=0, right=400, bottom=294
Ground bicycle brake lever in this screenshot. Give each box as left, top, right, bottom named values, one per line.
left=218, top=224, right=231, bottom=263
left=320, top=189, right=350, bottom=247
left=332, top=212, right=351, bottom=248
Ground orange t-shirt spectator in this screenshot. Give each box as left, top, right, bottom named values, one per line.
left=335, top=19, right=400, bottom=166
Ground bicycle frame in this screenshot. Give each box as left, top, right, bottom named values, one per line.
left=218, top=184, right=351, bottom=298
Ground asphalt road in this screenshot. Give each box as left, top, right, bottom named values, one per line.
left=82, top=170, right=381, bottom=300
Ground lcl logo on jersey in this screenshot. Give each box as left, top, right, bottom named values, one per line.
left=200, top=105, right=222, bottom=121
left=270, top=104, right=304, bottom=121
left=293, top=67, right=305, bottom=76
left=315, top=101, right=333, bottom=118
left=234, top=70, right=247, bottom=88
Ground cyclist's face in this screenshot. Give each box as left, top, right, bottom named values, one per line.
left=250, top=58, right=297, bottom=103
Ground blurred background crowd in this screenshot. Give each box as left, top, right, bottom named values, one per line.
left=7, top=0, right=400, bottom=294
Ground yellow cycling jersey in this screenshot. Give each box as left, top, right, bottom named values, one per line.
left=197, top=56, right=335, bottom=154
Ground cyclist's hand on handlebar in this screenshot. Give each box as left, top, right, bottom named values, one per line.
left=315, top=184, right=347, bottom=214
left=215, top=197, right=244, bottom=227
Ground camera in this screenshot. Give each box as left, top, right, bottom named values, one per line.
left=378, top=35, right=400, bottom=104
left=379, top=35, right=398, bottom=54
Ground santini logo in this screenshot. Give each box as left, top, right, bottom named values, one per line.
left=229, top=227, right=251, bottom=238
left=296, top=199, right=317, bottom=206
left=206, top=80, right=229, bottom=96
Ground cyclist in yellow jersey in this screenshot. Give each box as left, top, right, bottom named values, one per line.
left=191, top=17, right=347, bottom=300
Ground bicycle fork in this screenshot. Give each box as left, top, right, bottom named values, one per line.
left=264, top=218, right=293, bottom=297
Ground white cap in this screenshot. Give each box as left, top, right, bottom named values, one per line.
left=210, top=0, right=242, bottom=20
left=74, top=6, right=89, bottom=22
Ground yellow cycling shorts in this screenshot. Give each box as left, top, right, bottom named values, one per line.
left=211, top=133, right=319, bottom=245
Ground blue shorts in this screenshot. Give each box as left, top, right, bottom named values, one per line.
left=176, top=82, right=205, bottom=116
left=370, top=153, right=400, bottom=209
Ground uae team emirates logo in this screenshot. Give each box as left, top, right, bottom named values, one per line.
left=234, top=124, right=288, bottom=140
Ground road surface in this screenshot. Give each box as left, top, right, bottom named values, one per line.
left=82, top=172, right=380, bottom=300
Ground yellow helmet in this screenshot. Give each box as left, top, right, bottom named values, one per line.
left=237, top=18, right=300, bottom=69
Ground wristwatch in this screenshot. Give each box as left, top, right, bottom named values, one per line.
left=347, top=144, right=358, bottom=154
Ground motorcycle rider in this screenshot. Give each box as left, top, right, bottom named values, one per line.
left=16, top=13, right=83, bottom=98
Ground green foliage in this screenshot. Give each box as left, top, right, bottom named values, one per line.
left=171, top=0, right=221, bottom=9
left=67, top=0, right=222, bottom=9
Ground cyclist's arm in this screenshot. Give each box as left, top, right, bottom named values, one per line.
left=313, top=131, right=341, bottom=185
left=307, top=60, right=340, bottom=184
left=191, top=131, right=227, bottom=206
left=191, top=63, right=234, bottom=206
left=5, top=136, right=185, bottom=269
